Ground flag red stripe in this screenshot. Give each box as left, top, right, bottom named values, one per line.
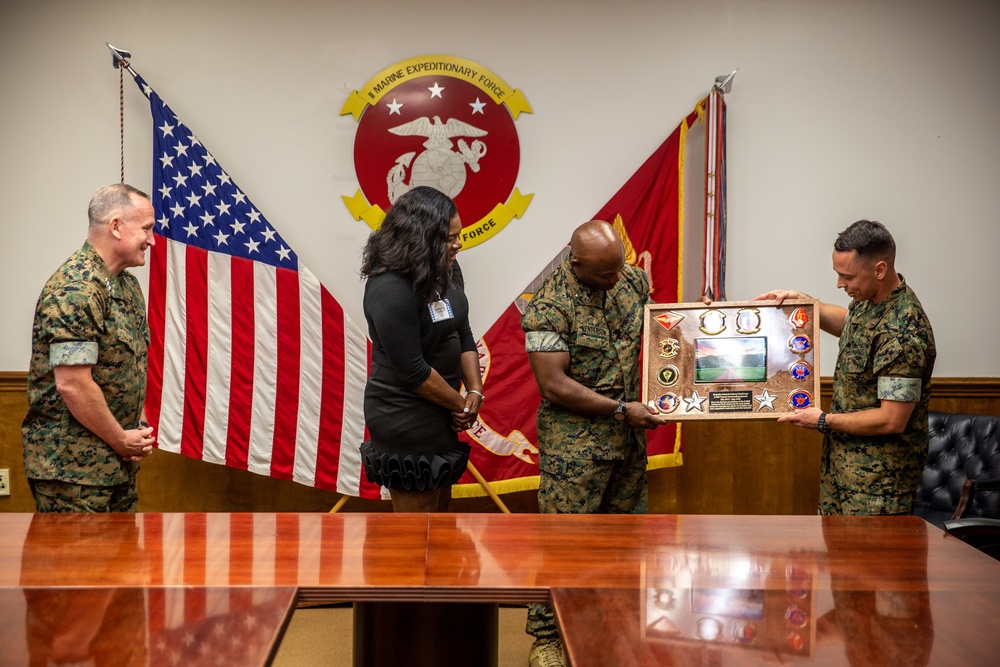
left=269, top=268, right=302, bottom=479
left=313, top=288, right=347, bottom=490
left=225, top=257, right=256, bottom=469
left=229, top=513, right=253, bottom=586
left=146, top=236, right=167, bottom=437
left=181, top=245, right=209, bottom=459
left=275, top=514, right=300, bottom=586
left=182, top=515, right=207, bottom=618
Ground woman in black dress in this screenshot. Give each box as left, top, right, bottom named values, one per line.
left=359, top=186, right=484, bottom=512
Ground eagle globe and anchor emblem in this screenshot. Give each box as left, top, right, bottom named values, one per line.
left=341, top=55, right=533, bottom=249
left=387, top=115, right=487, bottom=203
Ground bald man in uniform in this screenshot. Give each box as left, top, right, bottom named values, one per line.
left=22, top=184, right=157, bottom=513
left=520, top=220, right=661, bottom=666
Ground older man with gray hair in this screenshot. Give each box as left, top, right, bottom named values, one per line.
left=22, top=183, right=157, bottom=512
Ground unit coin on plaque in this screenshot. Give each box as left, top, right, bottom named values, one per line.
left=642, top=300, right=820, bottom=420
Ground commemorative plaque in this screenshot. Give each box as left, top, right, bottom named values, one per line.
left=642, top=300, right=820, bottom=420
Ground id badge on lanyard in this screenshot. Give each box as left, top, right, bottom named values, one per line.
left=428, top=298, right=454, bottom=322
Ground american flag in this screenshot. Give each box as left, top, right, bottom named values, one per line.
left=132, top=73, right=371, bottom=495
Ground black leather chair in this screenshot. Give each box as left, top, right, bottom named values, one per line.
left=913, top=410, right=1000, bottom=559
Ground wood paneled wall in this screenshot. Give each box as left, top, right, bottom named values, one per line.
left=2, top=372, right=998, bottom=514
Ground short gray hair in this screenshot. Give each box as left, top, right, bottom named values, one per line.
left=88, top=183, right=150, bottom=227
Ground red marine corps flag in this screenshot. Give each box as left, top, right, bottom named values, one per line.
left=454, top=104, right=704, bottom=497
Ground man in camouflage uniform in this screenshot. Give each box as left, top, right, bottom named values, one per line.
left=22, top=184, right=157, bottom=513
left=520, top=220, right=661, bottom=666
left=757, top=219, right=936, bottom=515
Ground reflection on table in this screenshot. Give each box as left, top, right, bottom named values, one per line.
left=3, top=587, right=297, bottom=667
left=1, top=512, right=999, bottom=666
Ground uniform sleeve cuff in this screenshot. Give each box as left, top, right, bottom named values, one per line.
left=50, top=341, right=99, bottom=366
left=877, top=376, right=921, bottom=403
left=525, top=331, right=568, bottom=353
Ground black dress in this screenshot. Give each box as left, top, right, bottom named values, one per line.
left=359, top=264, right=476, bottom=491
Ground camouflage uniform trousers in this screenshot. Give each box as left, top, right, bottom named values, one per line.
left=526, top=446, right=648, bottom=640
left=29, top=477, right=138, bottom=513
left=818, top=441, right=920, bottom=516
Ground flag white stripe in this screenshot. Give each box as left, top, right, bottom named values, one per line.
left=337, top=316, right=369, bottom=495
left=252, top=513, right=276, bottom=586
left=293, top=266, right=324, bottom=486
left=248, top=263, right=278, bottom=474
left=203, top=252, right=234, bottom=464
left=204, top=513, right=231, bottom=585
left=161, top=513, right=186, bottom=588
left=158, top=240, right=188, bottom=454
left=297, top=514, right=322, bottom=586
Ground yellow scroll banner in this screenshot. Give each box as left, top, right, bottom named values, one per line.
left=340, top=54, right=533, bottom=120
left=343, top=188, right=533, bottom=250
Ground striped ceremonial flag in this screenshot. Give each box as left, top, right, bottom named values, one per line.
left=132, top=73, right=371, bottom=495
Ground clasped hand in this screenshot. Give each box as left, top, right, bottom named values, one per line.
left=452, top=393, right=482, bottom=431
left=119, top=425, right=155, bottom=461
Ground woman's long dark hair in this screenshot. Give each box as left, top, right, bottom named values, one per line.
left=360, top=186, right=457, bottom=302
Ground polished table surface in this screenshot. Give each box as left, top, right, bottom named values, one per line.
left=2, top=512, right=999, bottom=665
left=0, top=586, right=298, bottom=667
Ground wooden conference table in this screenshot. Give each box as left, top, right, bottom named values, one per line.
left=1, top=512, right=999, bottom=665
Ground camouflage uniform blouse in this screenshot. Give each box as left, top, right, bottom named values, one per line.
left=520, top=258, right=649, bottom=460
left=22, top=242, right=149, bottom=486
left=824, top=277, right=936, bottom=513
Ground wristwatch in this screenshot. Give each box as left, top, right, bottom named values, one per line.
left=817, top=412, right=832, bottom=434
left=613, top=399, right=627, bottom=421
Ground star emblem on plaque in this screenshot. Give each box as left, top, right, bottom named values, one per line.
left=641, top=300, right=820, bottom=421
left=683, top=390, right=707, bottom=413
left=754, top=389, right=777, bottom=411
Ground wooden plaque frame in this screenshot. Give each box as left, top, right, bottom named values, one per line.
left=642, top=299, right=821, bottom=421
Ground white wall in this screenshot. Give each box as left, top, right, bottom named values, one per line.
left=2, top=0, right=998, bottom=376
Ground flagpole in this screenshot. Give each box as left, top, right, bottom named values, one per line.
left=465, top=462, right=511, bottom=514
left=702, top=70, right=736, bottom=302
left=107, top=42, right=138, bottom=78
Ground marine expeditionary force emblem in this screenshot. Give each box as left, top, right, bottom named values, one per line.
left=341, top=55, right=533, bottom=249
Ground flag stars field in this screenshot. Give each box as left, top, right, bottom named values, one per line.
left=146, top=93, right=298, bottom=268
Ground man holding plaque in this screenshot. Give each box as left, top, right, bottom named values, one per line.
left=520, top=220, right=661, bottom=666
left=756, top=219, right=935, bottom=516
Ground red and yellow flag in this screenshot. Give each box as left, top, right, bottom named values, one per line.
left=454, top=105, right=703, bottom=497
